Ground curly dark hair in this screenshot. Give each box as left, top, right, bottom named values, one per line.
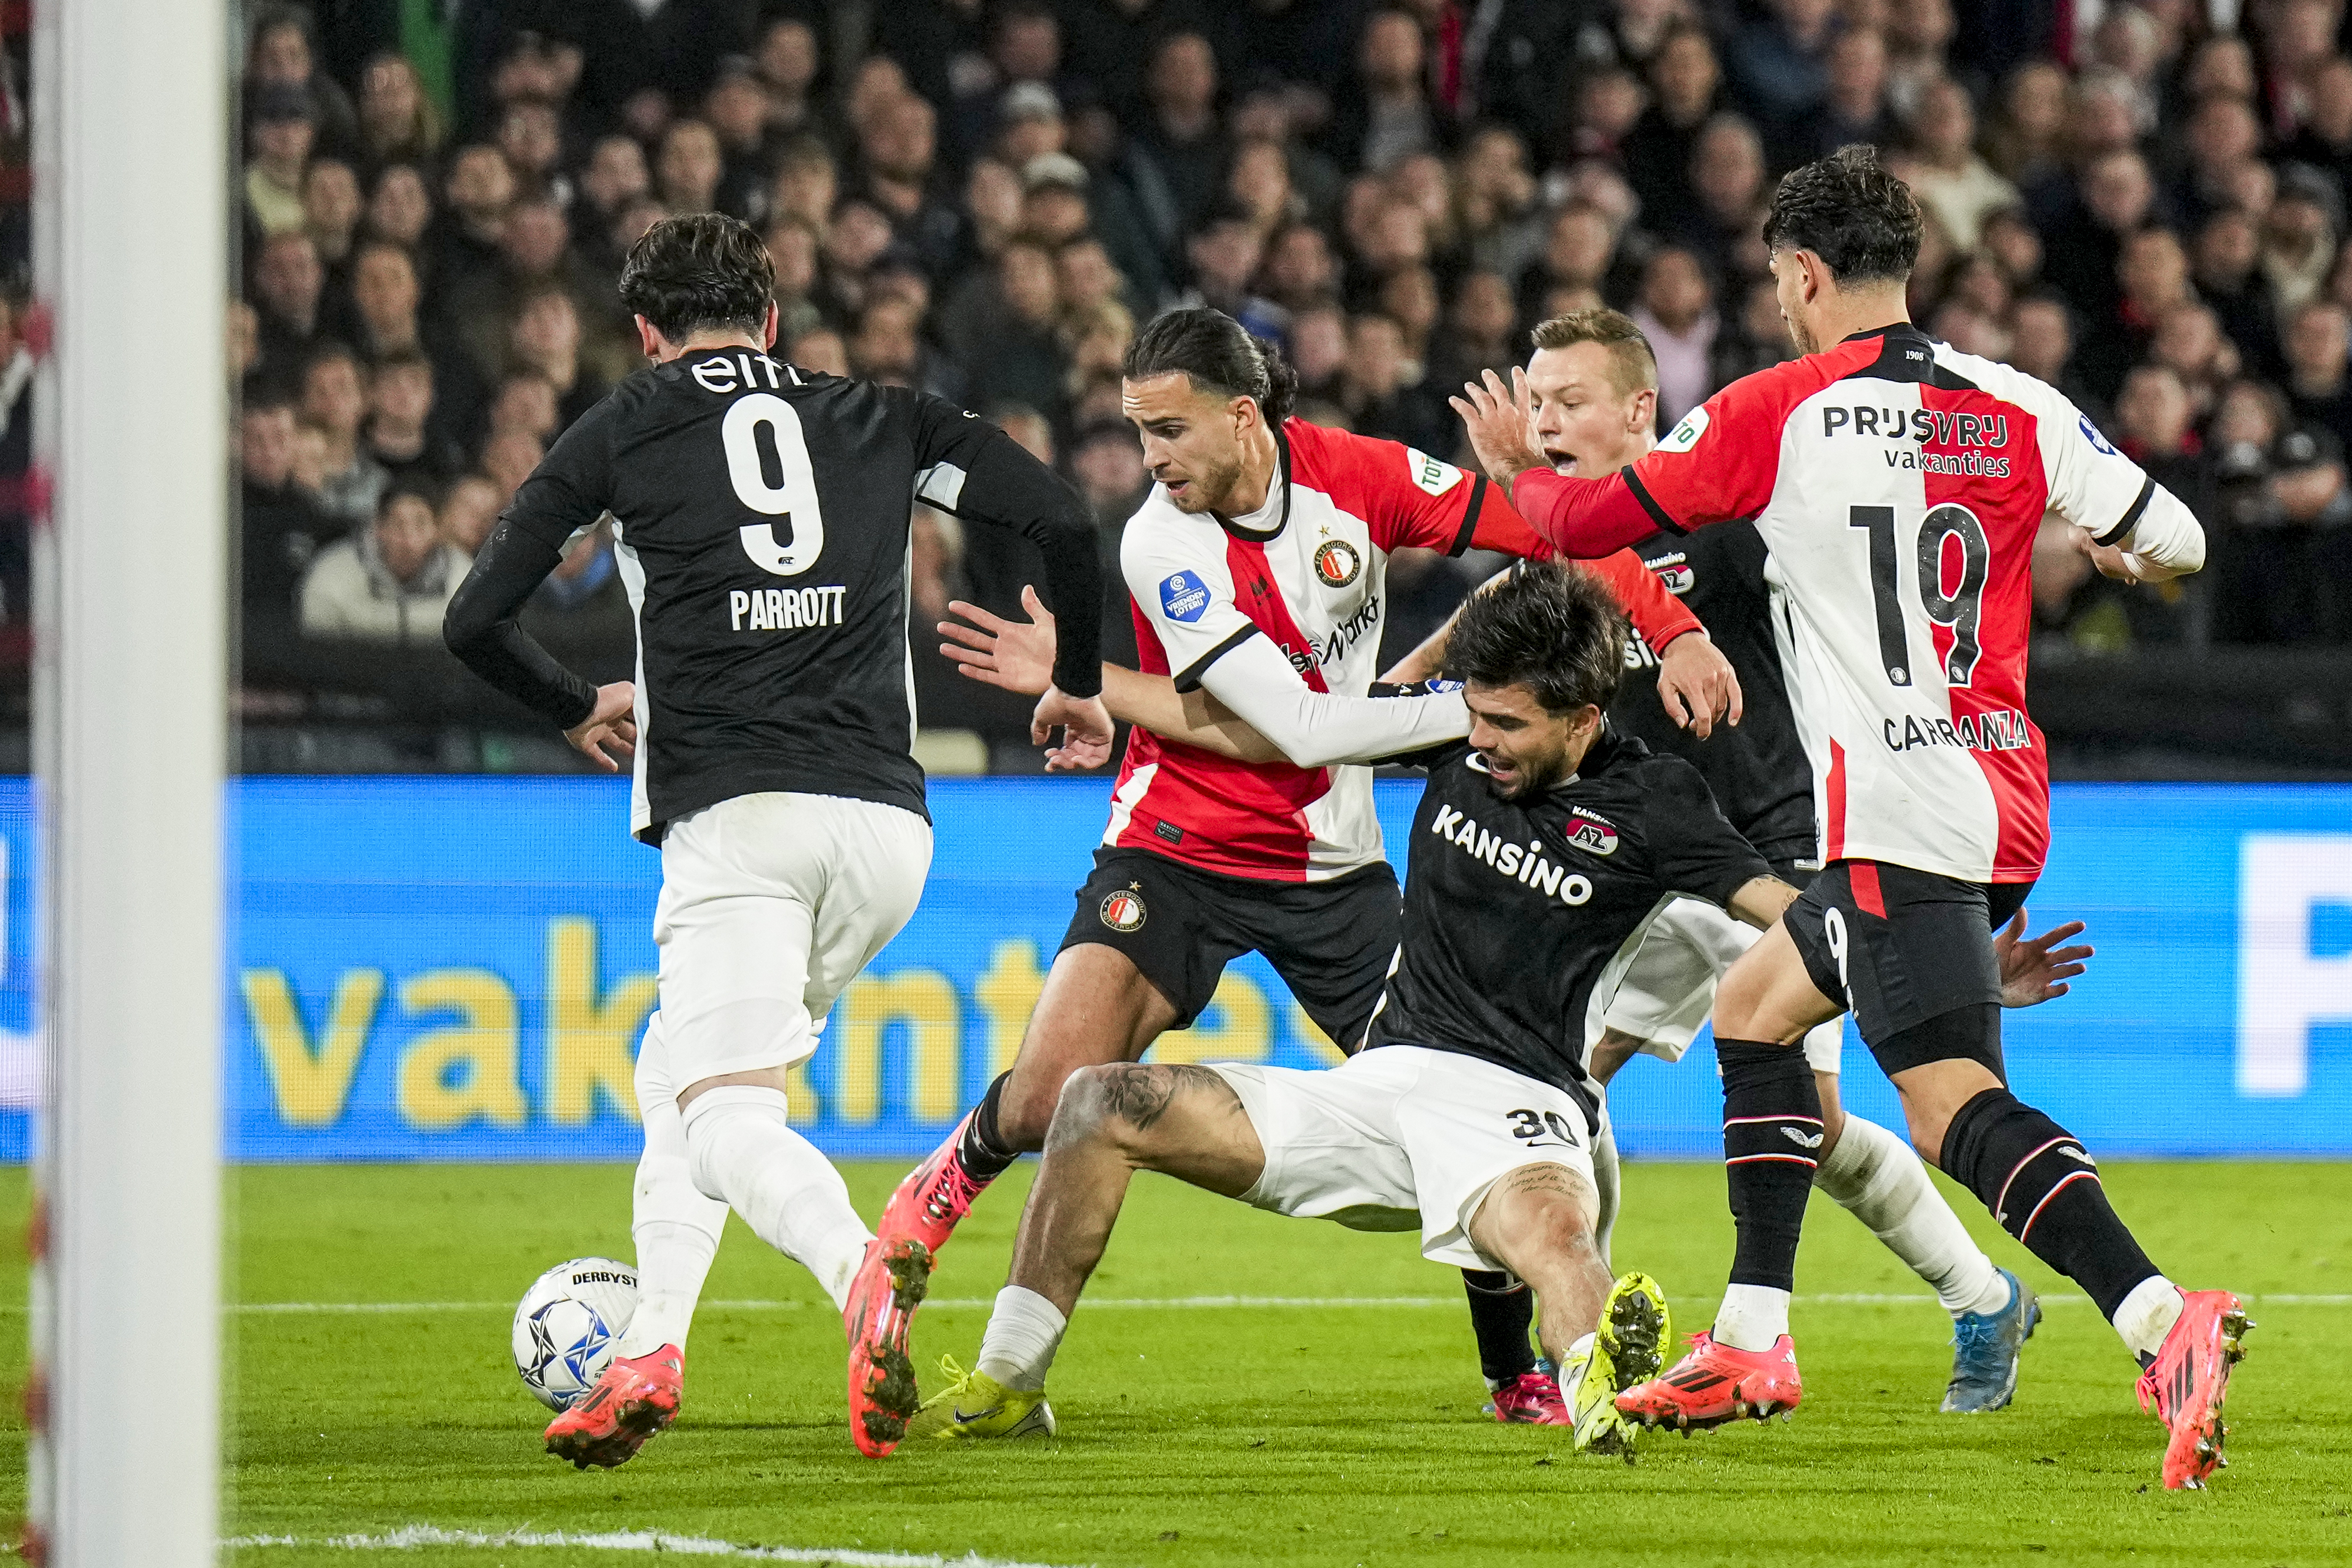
left=1762, top=144, right=1924, bottom=286
left=1122, top=306, right=1299, bottom=425
left=1443, top=560, right=1627, bottom=715
left=619, top=212, right=775, bottom=343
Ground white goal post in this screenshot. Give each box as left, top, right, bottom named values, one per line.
left=29, top=0, right=228, bottom=1562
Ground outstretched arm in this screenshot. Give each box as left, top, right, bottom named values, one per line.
left=943, top=590, right=1465, bottom=768
left=1450, top=368, right=1663, bottom=557
left=942, top=590, right=1281, bottom=765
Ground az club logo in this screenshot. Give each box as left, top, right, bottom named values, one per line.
left=1313, top=538, right=1362, bottom=588
left=1564, top=815, right=1619, bottom=857
left=1099, top=884, right=1148, bottom=932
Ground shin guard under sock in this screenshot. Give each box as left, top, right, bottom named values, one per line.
left=1939, top=1087, right=2159, bottom=1321
left=1717, top=1040, right=1824, bottom=1293
left=1461, top=1269, right=1540, bottom=1385
left=957, top=1071, right=1020, bottom=1182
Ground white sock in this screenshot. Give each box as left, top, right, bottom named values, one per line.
left=1558, top=1331, right=1597, bottom=1393
left=1591, top=1124, right=1621, bottom=1272
left=615, top=1151, right=728, bottom=1359
left=976, top=1285, right=1068, bottom=1392
left=1815, top=1113, right=2006, bottom=1318
left=682, top=1086, right=872, bottom=1314
left=615, top=1026, right=732, bottom=1360
left=1713, top=1284, right=1790, bottom=1352
left=2113, top=1276, right=2184, bottom=1362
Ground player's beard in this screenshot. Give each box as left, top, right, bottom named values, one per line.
left=1167, top=448, right=1248, bottom=515
left=1485, top=742, right=1571, bottom=799
left=1784, top=312, right=1819, bottom=356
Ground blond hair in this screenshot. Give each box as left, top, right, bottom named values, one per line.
left=1530, top=307, right=1658, bottom=399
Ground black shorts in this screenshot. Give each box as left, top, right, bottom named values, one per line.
left=1782, top=861, right=2034, bottom=1076
left=1059, top=847, right=1401, bottom=1050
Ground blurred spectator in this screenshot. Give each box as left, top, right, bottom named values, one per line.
left=1904, top=79, right=2019, bottom=252
left=438, top=473, right=503, bottom=557
left=300, top=478, right=469, bottom=644
left=1632, top=248, right=1719, bottom=428
left=347, top=240, right=483, bottom=448
left=1669, top=115, right=1768, bottom=283
left=1623, top=25, right=1722, bottom=222
left=355, top=52, right=441, bottom=169
left=1728, top=0, right=1837, bottom=136
left=755, top=16, right=825, bottom=143
left=239, top=389, right=342, bottom=651
left=362, top=349, right=463, bottom=486
left=2207, top=379, right=2352, bottom=642
left=434, top=145, right=514, bottom=300
left=1796, top=28, right=1896, bottom=165
left=363, top=164, right=434, bottom=254
left=484, top=369, right=561, bottom=449
left=250, top=230, right=331, bottom=374
left=245, top=85, right=318, bottom=239
left=302, top=159, right=362, bottom=277
left=2282, top=299, right=2352, bottom=448
left=247, top=6, right=355, bottom=154
left=297, top=343, right=385, bottom=528
left=656, top=118, right=725, bottom=216
left=1330, top=8, right=1451, bottom=174
left=2192, top=206, right=2284, bottom=379
left=1129, top=33, right=1228, bottom=256
left=506, top=286, right=610, bottom=432
left=788, top=325, right=851, bottom=378
left=2260, top=170, right=2338, bottom=319
left=494, top=98, right=570, bottom=208
left=478, top=429, right=543, bottom=507
left=1334, top=312, right=1449, bottom=452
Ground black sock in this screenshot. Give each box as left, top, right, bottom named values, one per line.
left=1461, top=1269, right=1538, bottom=1384
left=955, top=1072, right=1020, bottom=1182
left=1940, top=1087, right=2158, bottom=1321
left=1716, top=1040, right=1824, bottom=1292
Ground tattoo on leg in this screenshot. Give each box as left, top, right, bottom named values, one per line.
left=1099, top=1063, right=1224, bottom=1131
left=1498, top=1163, right=1584, bottom=1199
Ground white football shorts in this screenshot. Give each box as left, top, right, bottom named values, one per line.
left=1208, top=1044, right=1601, bottom=1273
left=647, top=790, right=932, bottom=1090
left=1592, top=897, right=1844, bottom=1074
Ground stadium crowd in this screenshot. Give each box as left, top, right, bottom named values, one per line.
left=233, top=0, right=2352, bottom=767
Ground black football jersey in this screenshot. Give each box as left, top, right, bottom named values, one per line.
left=446, top=350, right=1102, bottom=843
left=1365, top=726, right=1771, bottom=1117
left=1607, top=522, right=1816, bottom=868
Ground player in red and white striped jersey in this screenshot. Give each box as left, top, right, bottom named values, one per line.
left=1452, top=148, right=2246, bottom=1488
left=880, top=309, right=1742, bottom=1428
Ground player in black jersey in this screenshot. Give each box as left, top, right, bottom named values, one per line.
left=442, top=214, right=1111, bottom=1467
left=1391, top=310, right=2087, bottom=1414
left=903, top=562, right=1757, bottom=1452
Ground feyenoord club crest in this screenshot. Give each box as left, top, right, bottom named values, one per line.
left=1099, top=884, right=1148, bottom=932
left=1313, top=538, right=1362, bottom=588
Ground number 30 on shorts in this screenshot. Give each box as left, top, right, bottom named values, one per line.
left=1506, top=1108, right=1580, bottom=1147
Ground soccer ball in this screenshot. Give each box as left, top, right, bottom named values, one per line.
left=512, top=1257, right=639, bottom=1411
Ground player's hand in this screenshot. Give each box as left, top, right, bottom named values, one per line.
left=2082, top=535, right=2183, bottom=584
left=1448, top=366, right=1547, bottom=493
left=1994, top=908, right=2093, bottom=1008
left=939, top=585, right=1058, bottom=697
left=1032, top=686, right=1114, bottom=771
left=565, top=682, right=637, bottom=773
left=1657, top=631, right=1743, bottom=739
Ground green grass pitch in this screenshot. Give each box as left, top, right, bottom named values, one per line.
left=0, top=1159, right=2347, bottom=1566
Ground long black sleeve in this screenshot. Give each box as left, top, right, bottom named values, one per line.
left=912, top=403, right=1104, bottom=698
left=444, top=398, right=615, bottom=729
left=443, top=515, right=599, bottom=729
